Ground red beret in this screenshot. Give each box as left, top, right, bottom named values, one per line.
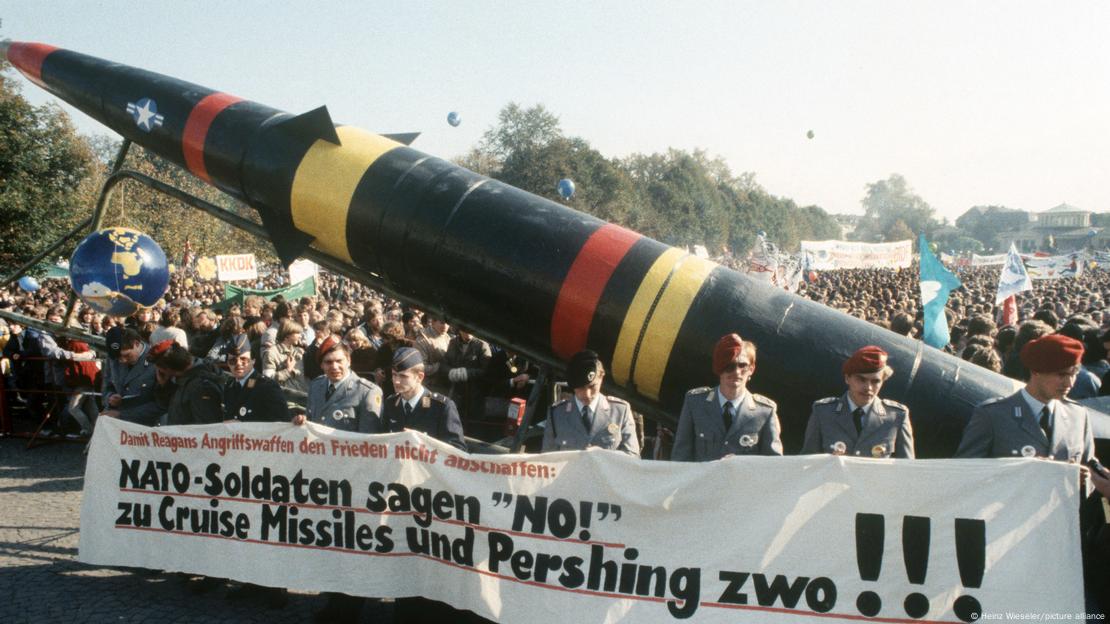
left=843, top=346, right=888, bottom=376
left=316, top=336, right=342, bottom=366
left=712, top=334, right=745, bottom=375
left=1020, top=334, right=1083, bottom=373
left=149, top=339, right=175, bottom=359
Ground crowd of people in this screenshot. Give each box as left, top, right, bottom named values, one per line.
left=1, top=260, right=1109, bottom=616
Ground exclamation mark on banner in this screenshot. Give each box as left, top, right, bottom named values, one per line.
left=952, top=518, right=985, bottom=623
left=578, top=501, right=593, bottom=541
left=855, top=512, right=885, bottom=617
left=902, top=516, right=931, bottom=618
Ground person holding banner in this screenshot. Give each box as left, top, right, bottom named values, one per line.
left=671, top=334, right=782, bottom=461
left=222, top=334, right=289, bottom=424
left=99, top=326, right=162, bottom=426
left=382, top=347, right=467, bottom=451
left=956, top=334, right=1095, bottom=464
left=294, top=336, right=383, bottom=433
left=801, top=346, right=915, bottom=458
left=148, top=340, right=225, bottom=426
left=541, top=350, right=640, bottom=457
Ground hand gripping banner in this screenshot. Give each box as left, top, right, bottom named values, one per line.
left=79, top=419, right=1084, bottom=622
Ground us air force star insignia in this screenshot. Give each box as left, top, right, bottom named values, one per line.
left=239, top=407, right=247, bottom=416
left=607, top=423, right=619, bottom=435
left=739, top=434, right=757, bottom=447
left=333, top=409, right=344, bottom=419
left=832, top=441, right=847, bottom=455
left=126, top=97, right=164, bottom=132
left=1020, top=445, right=1036, bottom=458
left=871, top=444, right=886, bottom=458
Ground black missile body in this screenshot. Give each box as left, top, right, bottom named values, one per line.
left=3, top=41, right=1026, bottom=455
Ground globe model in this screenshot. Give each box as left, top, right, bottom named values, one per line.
left=69, top=227, right=170, bottom=316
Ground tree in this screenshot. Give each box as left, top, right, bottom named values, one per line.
left=854, top=174, right=939, bottom=243
left=0, top=66, right=97, bottom=272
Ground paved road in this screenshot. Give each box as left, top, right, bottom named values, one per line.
left=0, top=436, right=394, bottom=624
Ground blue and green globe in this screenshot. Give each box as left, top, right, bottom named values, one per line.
left=69, top=227, right=170, bottom=316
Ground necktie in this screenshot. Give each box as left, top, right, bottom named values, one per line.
left=325, top=384, right=336, bottom=400
left=581, top=406, right=591, bottom=432
left=1039, top=406, right=1052, bottom=441
left=853, top=407, right=864, bottom=435
left=722, top=402, right=734, bottom=431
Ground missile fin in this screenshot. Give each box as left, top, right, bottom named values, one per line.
left=257, top=208, right=316, bottom=266
left=274, top=105, right=341, bottom=146
left=381, top=132, right=420, bottom=146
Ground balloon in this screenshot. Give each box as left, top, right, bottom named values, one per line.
left=557, top=178, right=575, bottom=200
left=18, top=276, right=40, bottom=292
left=806, top=130, right=815, bottom=139
left=447, top=111, right=461, bottom=127
left=69, top=227, right=170, bottom=316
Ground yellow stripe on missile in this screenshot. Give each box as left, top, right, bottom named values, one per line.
left=291, top=126, right=401, bottom=263
left=611, top=250, right=716, bottom=399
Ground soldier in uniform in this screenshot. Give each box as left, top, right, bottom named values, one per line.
left=382, top=347, right=467, bottom=451
left=671, top=333, right=782, bottom=461
left=222, top=334, right=289, bottom=423
left=293, top=336, right=383, bottom=433
left=802, top=345, right=915, bottom=458
left=957, top=334, right=1096, bottom=463
left=445, top=327, right=492, bottom=422
left=149, top=340, right=225, bottom=426
left=99, top=327, right=162, bottom=426
left=541, top=350, right=640, bottom=457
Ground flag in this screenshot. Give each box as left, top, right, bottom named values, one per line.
left=918, top=234, right=962, bottom=350
left=998, top=295, right=1018, bottom=326
left=995, top=243, right=1032, bottom=303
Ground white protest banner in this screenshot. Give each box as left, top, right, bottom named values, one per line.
left=80, top=419, right=1083, bottom=623
left=971, top=254, right=1007, bottom=267
left=215, top=254, right=258, bottom=281
left=288, top=258, right=318, bottom=285
left=1024, top=253, right=1083, bottom=280
left=800, top=240, right=913, bottom=270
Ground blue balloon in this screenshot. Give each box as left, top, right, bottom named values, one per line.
left=69, top=227, right=170, bottom=316
left=17, top=276, right=40, bottom=292
left=557, top=178, right=575, bottom=200
left=447, top=111, right=461, bottom=127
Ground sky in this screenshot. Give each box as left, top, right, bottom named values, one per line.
left=2, top=1, right=1107, bottom=222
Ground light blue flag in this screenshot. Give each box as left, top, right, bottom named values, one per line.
left=918, top=234, right=962, bottom=349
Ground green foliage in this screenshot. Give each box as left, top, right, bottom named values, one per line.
left=0, top=69, right=97, bottom=272
left=853, top=174, right=940, bottom=243
left=464, top=103, right=841, bottom=254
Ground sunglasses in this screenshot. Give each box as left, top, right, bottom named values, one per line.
left=723, top=362, right=752, bottom=373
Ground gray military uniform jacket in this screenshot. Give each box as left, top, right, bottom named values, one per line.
left=955, top=390, right=1095, bottom=462
left=671, top=387, right=782, bottom=461
left=101, top=344, right=162, bottom=426
left=307, top=373, right=384, bottom=434
left=542, top=395, right=640, bottom=457
left=802, top=393, right=915, bottom=458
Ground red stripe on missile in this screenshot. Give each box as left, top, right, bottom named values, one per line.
left=550, top=224, right=642, bottom=360
left=6, top=42, right=59, bottom=88
left=182, top=92, right=243, bottom=182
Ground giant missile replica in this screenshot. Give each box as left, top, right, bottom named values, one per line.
left=3, top=41, right=1026, bottom=456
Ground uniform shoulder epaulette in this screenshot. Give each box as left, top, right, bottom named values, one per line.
left=977, top=396, right=1006, bottom=407
left=752, top=393, right=777, bottom=407
left=813, top=396, right=838, bottom=405
left=606, top=395, right=630, bottom=406
left=686, top=386, right=711, bottom=396
left=356, top=377, right=378, bottom=390
left=427, top=391, right=448, bottom=403
left=880, top=398, right=908, bottom=410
